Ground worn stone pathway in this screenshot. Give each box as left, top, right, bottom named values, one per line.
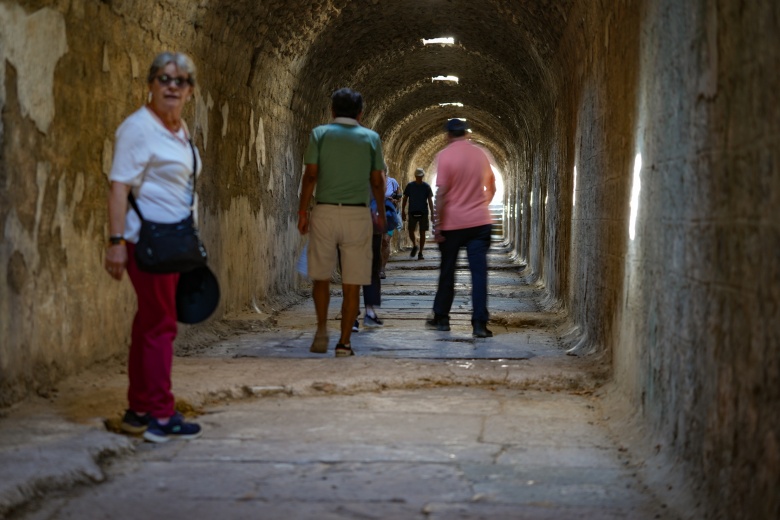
left=3, top=244, right=677, bottom=519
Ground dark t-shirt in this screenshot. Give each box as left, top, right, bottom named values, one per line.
left=404, top=182, right=433, bottom=214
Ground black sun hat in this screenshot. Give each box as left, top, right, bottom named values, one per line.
left=176, top=266, right=220, bottom=324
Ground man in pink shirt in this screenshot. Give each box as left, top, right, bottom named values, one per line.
left=426, top=118, right=496, bottom=338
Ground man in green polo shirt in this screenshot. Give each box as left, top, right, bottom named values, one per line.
left=298, top=88, right=386, bottom=357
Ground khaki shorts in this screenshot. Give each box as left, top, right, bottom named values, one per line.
left=308, top=204, right=373, bottom=285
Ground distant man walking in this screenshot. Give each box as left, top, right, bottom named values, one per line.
left=401, top=168, right=434, bottom=260
left=426, top=119, right=496, bottom=338
left=298, top=88, right=386, bottom=357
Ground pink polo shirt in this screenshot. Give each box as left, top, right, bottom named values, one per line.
left=435, top=139, right=495, bottom=231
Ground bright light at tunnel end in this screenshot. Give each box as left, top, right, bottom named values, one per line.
left=439, top=102, right=464, bottom=107
left=629, top=153, right=642, bottom=241
left=491, top=165, right=504, bottom=205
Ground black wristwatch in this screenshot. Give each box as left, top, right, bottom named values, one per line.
left=108, top=235, right=125, bottom=246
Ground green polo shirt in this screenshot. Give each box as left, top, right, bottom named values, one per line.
left=303, top=119, right=385, bottom=205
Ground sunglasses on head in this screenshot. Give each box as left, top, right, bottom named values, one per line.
left=155, top=74, right=194, bottom=87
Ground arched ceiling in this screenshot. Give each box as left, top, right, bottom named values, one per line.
left=204, top=0, right=574, bottom=179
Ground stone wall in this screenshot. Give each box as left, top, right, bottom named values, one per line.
left=549, top=1, right=780, bottom=518
left=0, top=0, right=315, bottom=404
left=0, top=1, right=196, bottom=403
left=621, top=1, right=779, bottom=517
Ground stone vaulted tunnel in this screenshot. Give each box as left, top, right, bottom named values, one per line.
left=0, top=1, right=778, bottom=519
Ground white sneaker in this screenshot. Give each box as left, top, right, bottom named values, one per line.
left=363, top=314, right=384, bottom=328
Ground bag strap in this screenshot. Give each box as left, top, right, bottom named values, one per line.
left=128, top=138, right=198, bottom=222
left=189, top=138, right=197, bottom=207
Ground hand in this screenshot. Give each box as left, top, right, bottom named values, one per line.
left=298, top=212, right=309, bottom=235
left=104, top=244, right=128, bottom=280
left=433, top=230, right=445, bottom=243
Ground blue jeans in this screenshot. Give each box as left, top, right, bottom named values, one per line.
left=432, top=224, right=492, bottom=322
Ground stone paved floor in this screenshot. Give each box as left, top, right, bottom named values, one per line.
left=3, top=244, right=680, bottom=519
left=200, top=245, right=557, bottom=361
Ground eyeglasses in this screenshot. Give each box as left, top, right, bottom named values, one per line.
left=155, top=74, right=193, bottom=87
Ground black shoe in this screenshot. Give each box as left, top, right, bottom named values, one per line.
left=335, top=343, right=355, bottom=357
left=143, top=413, right=202, bottom=443
left=472, top=321, right=493, bottom=338
left=121, top=409, right=151, bottom=434
left=410, top=246, right=418, bottom=258
left=418, top=254, right=424, bottom=260
left=425, top=315, right=450, bottom=331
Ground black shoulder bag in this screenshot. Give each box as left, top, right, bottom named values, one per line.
left=128, top=139, right=208, bottom=273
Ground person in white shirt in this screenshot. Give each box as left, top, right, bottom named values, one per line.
left=105, top=52, right=203, bottom=443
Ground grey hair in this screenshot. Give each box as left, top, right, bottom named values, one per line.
left=146, top=52, right=197, bottom=85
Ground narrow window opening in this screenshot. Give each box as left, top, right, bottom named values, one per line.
left=432, top=75, right=459, bottom=84
left=572, top=165, right=577, bottom=207
left=423, top=37, right=455, bottom=45
left=629, top=154, right=642, bottom=241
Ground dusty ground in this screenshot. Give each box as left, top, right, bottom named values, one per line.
left=0, top=246, right=692, bottom=519
left=44, top=246, right=604, bottom=428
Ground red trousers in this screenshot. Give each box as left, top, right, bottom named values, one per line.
left=125, top=243, right=179, bottom=419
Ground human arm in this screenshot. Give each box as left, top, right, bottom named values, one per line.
left=105, top=181, right=131, bottom=280
left=476, top=146, right=497, bottom=204
left=433, top=184, right=447, bottom=243
left=401, top=194, right=408, bottom=220
left=370, top=169, right=386, bottom=231
left=389, top=179, right=402, bottom=201
left=298, top=163, right=318, bottom=234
